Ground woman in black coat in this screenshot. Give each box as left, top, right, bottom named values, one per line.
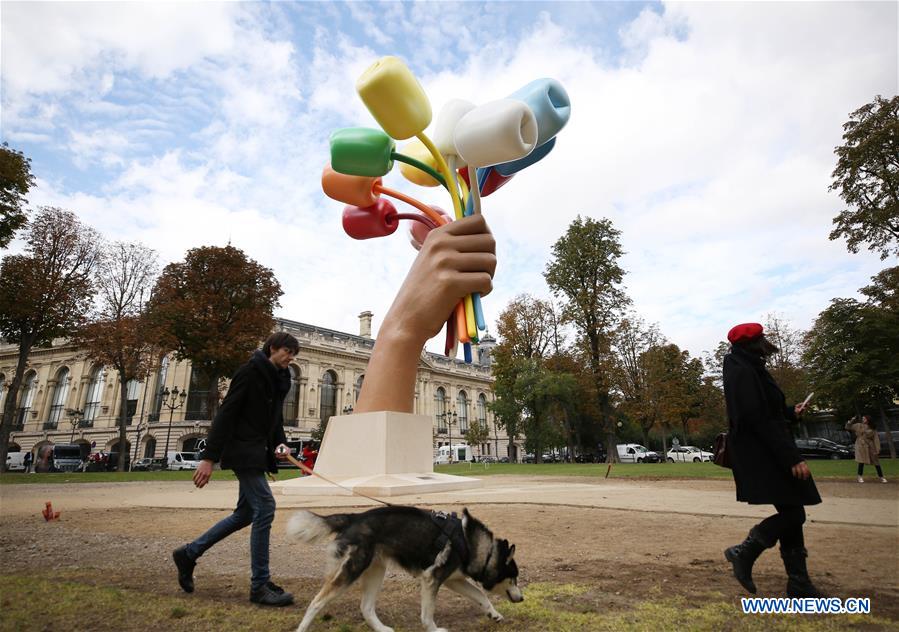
left=722, top=323, right=821, bottom=598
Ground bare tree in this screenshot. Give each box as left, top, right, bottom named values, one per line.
left=74, top=241, right=159, bottom=470
left=0, top=208, right=101, bottom=472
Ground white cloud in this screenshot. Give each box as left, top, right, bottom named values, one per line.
left=8, top=1, right=897, bottom=362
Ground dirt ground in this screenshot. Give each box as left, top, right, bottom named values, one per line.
left=1, top=478, right=897, bottom=631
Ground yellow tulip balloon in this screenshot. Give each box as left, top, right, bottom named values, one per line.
left=356, top=56, right=432, bottom=141
left=398, top=139, right=441, bottom=187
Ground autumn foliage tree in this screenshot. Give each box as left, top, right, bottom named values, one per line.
left=145, top=245, right=282, bottom=420
left=73, top=241, right=159, bottom=470
left=0, top=208, right=101, bottom=471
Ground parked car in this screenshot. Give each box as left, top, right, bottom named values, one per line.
left=666, top=446, right=714, bottom=463
left=575, top=453, right=601, bottom=463
left=477, top=455, right=498, bottom=463
left=522, top=453, right=536, bottom=463
left=617, top=444, right=661, bottom=463
left=499, top=456, right=511, bottom=463
left=132, top=457, right=166, bottom=471
left=105, top=452, right=131, bottom=471
left=794, top=438, right=852, bottom=460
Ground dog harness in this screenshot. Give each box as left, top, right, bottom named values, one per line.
left=430, top=511, right=469, bottom=564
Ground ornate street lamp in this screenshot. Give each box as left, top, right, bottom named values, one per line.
left=161, top=387, right=188, bottom=457
left=66, top=408, right=84, bottom=443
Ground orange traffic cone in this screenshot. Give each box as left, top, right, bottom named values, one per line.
left=42, top=501, right=60, bottom=522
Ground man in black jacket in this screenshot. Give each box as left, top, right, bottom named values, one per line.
left=172, top=332, right=299, bottom=606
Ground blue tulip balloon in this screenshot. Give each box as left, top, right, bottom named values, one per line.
left=508, top=78, right=570, bottom=148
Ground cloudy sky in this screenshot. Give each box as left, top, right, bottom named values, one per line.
left=2, top=1, right=896, bottom=359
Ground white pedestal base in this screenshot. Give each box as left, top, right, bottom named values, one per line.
left=273, top=411, right=481, bottom=498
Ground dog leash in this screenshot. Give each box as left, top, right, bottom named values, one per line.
left=280, top=452, right=392, bottom=507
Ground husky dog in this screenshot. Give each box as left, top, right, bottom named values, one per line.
left=287, top=506, right=523, bottom=632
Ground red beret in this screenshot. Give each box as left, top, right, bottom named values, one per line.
left=728, top=323, right=763, bottom=344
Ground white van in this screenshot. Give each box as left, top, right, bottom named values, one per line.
left=166, top=451, right=201, bottom=471
left=616, top=443, right=661, bottom=463
left=5, top=452, right=26, bottom=472
left=434, top=443, right=472, bottom=465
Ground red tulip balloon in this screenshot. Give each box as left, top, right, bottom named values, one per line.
left=342, top=199, right=400, bottom=240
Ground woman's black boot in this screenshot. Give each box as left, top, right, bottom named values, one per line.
left=724, top=526, right=774, bottom=593
left=781, top=546, right=822, bottom=597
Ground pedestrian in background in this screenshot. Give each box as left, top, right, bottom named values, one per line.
left=23, top=450, right=32, bottom=474
left=722, top=323, right=822, bottom=598
left=846, top=416, right=887, bottom=483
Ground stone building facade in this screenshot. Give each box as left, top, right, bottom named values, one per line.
left=0, top=312, right=521, bottom=464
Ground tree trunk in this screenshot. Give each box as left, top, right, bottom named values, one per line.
left=878, top=404, right=896, bottom=459
left=117, top=367, right=129, bottom=472
left=0, top=335, right=35, bottom=476
left=605, top=430, right=619, bottom=463
left=661, top=431, right=668, bottom=463
left=206, top=374, right=220, bottom=422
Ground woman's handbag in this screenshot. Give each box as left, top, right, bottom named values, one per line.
left=713, top=432, right=731, bottom=469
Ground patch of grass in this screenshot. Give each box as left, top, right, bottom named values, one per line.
left=0, top=574, right=345, bottom=632
left=0, top=468, right=306, bottom=485
left=499, top=583, right=893, bottom=631
left=435, top=460, right=899, bottom=480
left=3, top=460, right=895, bottom=485
left=0, top=575, right=893, bottom=632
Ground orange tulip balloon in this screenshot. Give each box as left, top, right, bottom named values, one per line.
left=321, top=163, right=380, bottom=208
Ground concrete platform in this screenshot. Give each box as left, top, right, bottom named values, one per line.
left=272, top=411, right=481, bottom=498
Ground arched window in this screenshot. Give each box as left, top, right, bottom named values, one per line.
left=436, top=387, right=447, bottom=432
left=150, top=355, right=169, bottom=422
left=83, top=366, right=105, bottom=425
left=319, top=370, right=337, bottom=423
left=457, top=390, right=469, bottom=433
left=477, top=393, right=488, bottom=425
left=143, top=436, right=157, bottom=459
left=354, top=375, right=364, bottom=402
left=125, top=378, right=140, bottom=425
left=47, top=367, right=71, bottom=427
left=283, top=365, right=300, bottom=426
left=185, top=367, right=209, bottom=421
left=16, top=371, right=37, bottom=429
left=0, top=373, right=6, bottom=411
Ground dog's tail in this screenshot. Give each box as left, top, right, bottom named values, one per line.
left=287, top=511, right=352, bottom=543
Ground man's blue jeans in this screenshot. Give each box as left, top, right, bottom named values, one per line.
left=185, top=469, right=276, bottom=590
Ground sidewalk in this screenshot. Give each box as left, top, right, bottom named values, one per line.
left=128, top=476, right=899, bottom=528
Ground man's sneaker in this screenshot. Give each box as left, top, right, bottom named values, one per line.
left=172, top=546, right=196, bottom=593
left=250, top=582, right=294, bottom=606
left=857, top=476, right=864, bottom=483
left=880, top=477, right=888, bottom=483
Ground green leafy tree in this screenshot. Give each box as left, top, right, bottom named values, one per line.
left=0, top=143, right=36, bottom=248
left=544, top=216, right=630, bottom=461
left=0, top=208, right=101, bottom=472
left=465, top=417, right=490, bottom=459
left=860, top=266, right=898, bottom=313
left=73, top=242, right=159, bottom=471
left=146, top=245, right=282, bottom=420
left=829, top=95, right=899, bottom=260
left=802, top=298, right=899, bottom=457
